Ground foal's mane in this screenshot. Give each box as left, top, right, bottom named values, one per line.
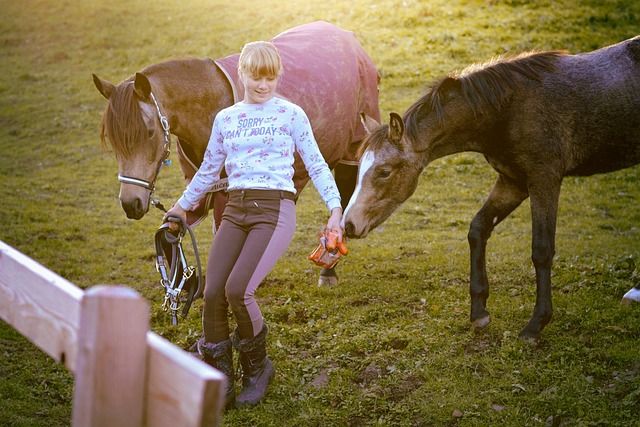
left=357, top=124, right=392, bottom=158
left=99, top=79, right=147, bottom=159
left=403, top=50, right=566, bottom=143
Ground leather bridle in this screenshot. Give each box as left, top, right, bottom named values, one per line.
left=117, top=92, right=172, bottom=209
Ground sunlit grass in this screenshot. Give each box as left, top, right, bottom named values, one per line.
left=1, top=0, right=639, bottom=426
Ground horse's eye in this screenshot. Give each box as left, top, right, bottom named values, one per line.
left=377, top=168, right=392, bottom=179
left=147, top=129, right=155, bottom=139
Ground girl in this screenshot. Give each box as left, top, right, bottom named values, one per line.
left=163, top=41, right=343, bottom=409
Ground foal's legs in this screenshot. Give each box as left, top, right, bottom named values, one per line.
left=520, top=179, right=561, bottom=340
left=468, top=174, right=528, bottom=331
left=318, top=162, right=358, bottom=286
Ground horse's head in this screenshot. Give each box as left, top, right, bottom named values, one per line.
left=342, top=113, right=424, bottom=239
left=93, top=72, right=170, bottom=220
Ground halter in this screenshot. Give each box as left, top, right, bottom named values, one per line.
left=154, top=215, right=203, bottom=325
left=117, top=92, right=172, bottom=210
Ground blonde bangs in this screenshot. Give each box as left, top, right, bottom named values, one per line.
left=238, top=41, right=282, bottom=78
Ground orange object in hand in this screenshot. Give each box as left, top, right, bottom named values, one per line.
left=324, top=229, right=348, bottom=255
left=308, top=230, right=348, bottom=268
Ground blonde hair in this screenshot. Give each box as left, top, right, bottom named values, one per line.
left=237, top=41, right=283, bottom=79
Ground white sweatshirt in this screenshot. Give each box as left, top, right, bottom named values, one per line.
left=177, top=97, right=341, bottom=212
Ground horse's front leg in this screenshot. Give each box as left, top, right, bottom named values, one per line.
left=318, top=162, right=358, bottom=286
left=468, top=175, right=528, bottom=331
left=519, top=180, right=561, bottom=341
left=318, top=266, right=338, bottom=286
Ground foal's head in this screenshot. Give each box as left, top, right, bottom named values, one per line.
left=93, top=73, right=169, bottom=219
left=343, top=51, right=563, bottom=239
left=342, top=113, right=423, bottom=238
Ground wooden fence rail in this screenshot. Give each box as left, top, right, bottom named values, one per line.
left=0, top=240, right=225, bottom=426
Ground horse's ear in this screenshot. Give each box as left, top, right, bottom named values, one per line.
left=360, top=112, right=380, bottom=135
left=438, top=76, right=461, bottom=99
left=92, top=74, right=115, bottom=100
left=388, top=112, right=405, bottom=148
left=133, top=72, right=152, bottom=100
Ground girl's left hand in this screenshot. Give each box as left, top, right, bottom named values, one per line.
left=325, top=207, right=343, bottom=242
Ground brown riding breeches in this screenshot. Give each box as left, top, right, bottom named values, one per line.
left=202, top=189, right=296, bottom=342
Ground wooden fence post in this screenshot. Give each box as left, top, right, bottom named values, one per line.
left=2, top=240, right=225, bottom=426
left=72, top=285, right=149, bottom=427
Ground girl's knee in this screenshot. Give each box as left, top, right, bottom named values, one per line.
left=226, top=286, right=251, bottom=310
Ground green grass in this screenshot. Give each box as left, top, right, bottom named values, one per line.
left=1, top=0, right=639, bottom=426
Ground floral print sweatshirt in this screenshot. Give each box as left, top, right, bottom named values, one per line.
left=177, top=97, right=341, bottom=212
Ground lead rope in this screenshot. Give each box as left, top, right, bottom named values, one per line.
left=151, top=199, right=168, bottom=213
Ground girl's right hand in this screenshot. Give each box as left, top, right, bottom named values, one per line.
left=163, top=204, right=188, bottom=232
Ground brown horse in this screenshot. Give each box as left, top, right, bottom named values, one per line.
left=93, top=21, right=380, bottom=285
left=343, top=36, right=640, bottom=340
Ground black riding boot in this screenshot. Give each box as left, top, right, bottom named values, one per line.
left=232, top=324, right=275, bottom=408
left=197, top=338, right=236, bottom=410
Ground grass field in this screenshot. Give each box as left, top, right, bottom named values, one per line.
left=1, top=0, right=639, bottom=426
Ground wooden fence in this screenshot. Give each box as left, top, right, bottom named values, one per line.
left=0, top=240, right=225, bottom=426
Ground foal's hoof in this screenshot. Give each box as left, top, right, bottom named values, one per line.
left=621, top=288, right=640, bottom=305
left=520, top=335, right=539, bottom=345
left=518, top=330, right=540, bottom=344
left=518, top=324, right=542, bottom=344
left=471, top=315, right=490, bottom=331
left=318, top=275, right=339, bottom=286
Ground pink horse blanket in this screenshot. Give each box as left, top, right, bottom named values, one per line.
left=179, top=21, right=380, bottom=227
left=215, top=20, right=380, bottom=165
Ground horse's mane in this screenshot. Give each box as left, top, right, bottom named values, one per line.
left=99, top=59, right=204, bottom=158
left=99, top=79, right=151, bottom=159
left=404, top=50, right=566, bottom=142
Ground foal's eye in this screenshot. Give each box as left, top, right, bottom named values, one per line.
left=377, top=168, right=392, bottom=179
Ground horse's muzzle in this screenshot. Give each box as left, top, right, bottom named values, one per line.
left=121, top=197, right=148, bottom=220
left=344, top=220, right=369, bottom=239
